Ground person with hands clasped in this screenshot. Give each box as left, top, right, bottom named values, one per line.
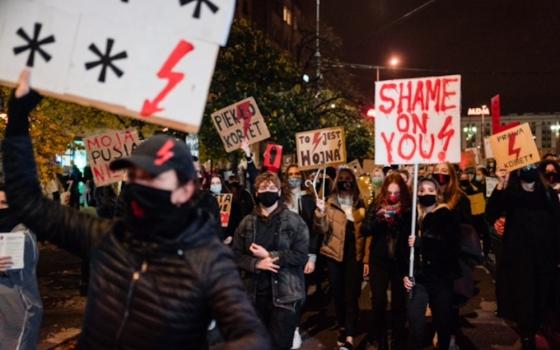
left=233, top=172, right=309, bottom=350
left=404, top=177, right=461, bottom=350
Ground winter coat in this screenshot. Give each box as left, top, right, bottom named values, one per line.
left=233, top=205, right=309, bottom=309
left=486, top=186, right=560, bottom=327
left=361, top=205, right=412, bottom=275
left=2, top=135, right=270, bottom=350
left=0, top=225, right=42, bottom=350
left=314, top=196, right=371, bottom=263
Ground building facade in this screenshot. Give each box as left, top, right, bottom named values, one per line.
left=461, top=114, right=560, bottom=155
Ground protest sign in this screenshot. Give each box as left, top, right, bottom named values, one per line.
left=347, top=159, right=364, bottom=176
left=211, top=97, right=271, bottom=153
left=488, top=123, right=540, bottom=172
left=84, top=129, right=140, bottom=187
left=0, top=232, right=25, bottom=270
left=484, top=137, right=494, bottom=159
left=374, top=75, right=461, bottom=165
left=0, top=0, right=235, bottom=132
left=468, top=193, right=486, bottom=215
left=486, top=177, right=499, bottom=197
left=263, top=144, right=283, bottom=173
left=217, top=194, right=233, bottom=228
left=296, top=127, right=346, bottom=170
left=363, top=159, right=375, bottom=175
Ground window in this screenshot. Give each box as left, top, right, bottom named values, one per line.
left=283, top=5, right=292, bottom=26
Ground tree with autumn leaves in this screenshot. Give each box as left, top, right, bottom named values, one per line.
left=199, top=19, right=374, bottom=164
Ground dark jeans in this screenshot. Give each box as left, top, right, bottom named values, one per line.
left=326, top=240, right=363, bottom=337
left=369, top=263, right=406, bottom=342
left=407, top=280, right=453, bottom=350
left=255, top=294, right=300, bottom=350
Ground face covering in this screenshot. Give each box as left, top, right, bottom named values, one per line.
left=434, top=173, right=450, bottom=186
left=418, top=194, right=437, bottom=207
left=460, top=180, right=470, bottom=187
left=210, top=184, right=222, bottom=195
left=337, top=181, right=354, bottom=192
left=519, top=167, right=538, bottom=183
left=372, top=176, right=383, bottom=187
left=387, top=193, right=400, bottom=204
left=546, top=172, right=559, bottom=184
left=288, top=178, right=302, bottom=189
left=257, top=191, right=279, bottom=208
left=123, top=183, right=191, bottom=241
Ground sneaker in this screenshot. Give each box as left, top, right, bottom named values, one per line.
left=291, top=327, right=302, bottom=349
left=338, top=341, right=353, bottom=350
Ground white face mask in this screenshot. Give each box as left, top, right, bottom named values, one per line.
left=210, top=184, right=222, bottom=195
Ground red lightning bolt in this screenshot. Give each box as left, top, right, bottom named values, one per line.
left=311, top=132, right=322, bottom=152
left=508, top=132, right=521, bottom=160
left=141, top=40, right=195, bottom=117
left=437, top=116, right=455, bottom=161
left=154, top=139, right=175, bottom=166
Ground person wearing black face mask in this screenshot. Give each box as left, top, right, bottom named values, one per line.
left=0, top=187, right=43, bottom=350
left=487, top=164, right=560, bottom=350
left=2, top=71, right=270, bottom=350
left=233, top=172, right=309, bottom=350
left=404, top=178, right=461, bottom=350
left=315, top=168, right=368, bottom=350
left=539, top=160, right=560, bottom=199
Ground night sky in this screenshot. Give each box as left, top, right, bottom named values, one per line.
left=322, top=0, right=560, bottom=114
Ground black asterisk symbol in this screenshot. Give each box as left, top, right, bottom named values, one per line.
left=13, top=23, right=56, bottom=67
left=179, top=0, right=219, bottom=19
left=84, top=38, right=128, bottom=83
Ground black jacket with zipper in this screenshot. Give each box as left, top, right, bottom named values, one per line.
left=2, top=92, right=270, bottom=350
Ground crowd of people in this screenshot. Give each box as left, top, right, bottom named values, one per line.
left=0, top=72, right=559, bottom=350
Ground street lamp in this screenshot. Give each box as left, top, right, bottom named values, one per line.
left=389, top=56, right=400, bottom=67
left=463, top=125, right=477, bottom=148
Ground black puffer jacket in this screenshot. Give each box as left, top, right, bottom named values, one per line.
left=3, top=94, right=270, bottom=350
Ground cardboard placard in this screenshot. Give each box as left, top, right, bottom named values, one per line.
left=217, top=194, right=232, bottom=228
left=211, top=97, right=271, bottom=153
left=0, top=0, right=235, bottom=132
left=374, top=75, right=461, bottom=165
left=485, top=177, right=499, bottom=197
left=347, top=159, right=364, bottom=176
left=84, top=129, right=140, bottom=187
left=484, top=137, right=494, bottom=159
left=468, top=192, right=486, bottom=215
left=263, top=144, right=283, bottom=173
left=488, top=123, right=540, bottom=172
left=363, top=159, right=375, bottom=175
left=295, top=127, right=346, bottom=170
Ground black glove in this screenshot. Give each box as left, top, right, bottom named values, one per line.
left=6, top=89, right=42, bottom=137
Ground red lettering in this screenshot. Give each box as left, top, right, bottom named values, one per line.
left=426, top=78, right=441, bottom=112
left=412, top=81, right=425, bottom=111
left=437, top=116, right=455, bottom=161
left=397, top=81, right=412, bottom=113
left=411, top=112, right=428, bottom=134
left=442, top=77, right=459, bottom=112
left=397, top=134, right=416, bottom=160
left=86, top=137, right=101, bottom=150
left=419, top=133, right=435, bottom=159
left=100, top=135, right=113, bottom=147
left=123, top=130, right=136, bottom=144
left=92, top=165, right=106, bottom=183
left=381, top=132, right=395, bottom=163
left=379, top=83, right=396, bottom=114
left=396, top=114, right=409, bottom=132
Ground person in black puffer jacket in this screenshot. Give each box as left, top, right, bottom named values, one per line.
left=3, top=71, right=270, bottom=350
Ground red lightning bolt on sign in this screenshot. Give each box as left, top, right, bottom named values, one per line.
left=508, top=132, right=521, bottom=160
left=141, top=40, right=195, bottom=117
left=311, top=132, right=322, bottom=152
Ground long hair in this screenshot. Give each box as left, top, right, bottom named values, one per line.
left=374, top=173, right=412, bottom=211
left=438, top=162, right=465, bottom=209
left=331, top=168, right=361, bottom=204
left=281, top=164, right=309, bottom=204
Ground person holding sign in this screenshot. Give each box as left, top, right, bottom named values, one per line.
left=404, top=177, right=461, bottom=350
left=0, top=185, right=43, bottom=350
left=232, top=172, right=309, bottom=350
left=486, top=165, right=560, bottom=350
left=314, top=168, right=368, bottom=350
left=2, top=71, right=270, bottom=350
left=361, top=173, right=412, bottom=350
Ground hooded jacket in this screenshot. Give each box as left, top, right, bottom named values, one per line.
left=3, top=92, right=270, bottom=350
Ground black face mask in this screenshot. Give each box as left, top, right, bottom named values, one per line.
left=460, top=180, right=470, bottom=188
left=434, top=173, right=450, bottom=186
left=0, top=208, right=19, bottom=232
left=519, top=168, right=539, bottom=183
left=257, top=191, right=280, bottom=208
left=418, top=194, right=437, bottom=207
left=122, top=183, right=191, bottom=241
left=337, top=181, right=354, bottom=192
left=546, top=172, right=559, bottom=184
